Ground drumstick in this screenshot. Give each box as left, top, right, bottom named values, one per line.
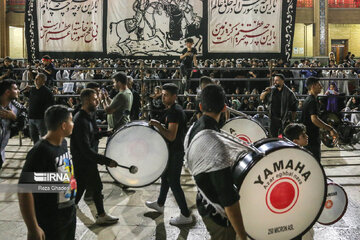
left=226, top=106, right=250, bottom=119
left=116, top=163, right=138, bottom=174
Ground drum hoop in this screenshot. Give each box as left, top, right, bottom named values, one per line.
left=222, top=116, right=269, bottom=137
left=317, top=182, right=348, bottom=225
left=237, top=138, right=327, bottom=240
left=105, top=121, right=169, bottom=188
left=235, top=138, right=295, bottom=188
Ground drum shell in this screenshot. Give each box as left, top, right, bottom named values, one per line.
left=317, top=180, right=348, bottom=225
left=233, top=138, right=327, bottom=240
left=232, top=138, right=295, bottom=188
left=105, top=121, right=169, bottom=188
left=222, top=116, right=269, bottom=144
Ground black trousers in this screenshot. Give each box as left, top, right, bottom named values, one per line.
left=270, top=117, right=282, bottom=138
left=180, top=64, right=192, bottom=92
left=305, top=138, right=321, bottom=162
left=157, top=151, right=190, bottom=217
left=75, top=168, right=105, bottom=215
left=40, top=205, right=76, bottom=240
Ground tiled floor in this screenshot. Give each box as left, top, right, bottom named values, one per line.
left=0, top=137, right=359, bottom=240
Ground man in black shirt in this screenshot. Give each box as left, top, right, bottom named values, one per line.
left=71, top=89, right=119, bottom=225
left=180, top=38, right=198, bottom=94
left=185, top=84, right=247, bottom=240
left=145, top=83, right=193, bottom=225
left=0, top=57, right=14, bottom=81
left=260, top=74, right=298, bottom=137
left=18, top=105, right=77, bottom=240
left=39, top=55, right=56, bottom=87
left=301, top=77, right=338, bottom=162
left=24, top=73, right=54, bottom=143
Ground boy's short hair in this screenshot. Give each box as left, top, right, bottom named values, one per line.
left=44, top=105, right=71, bottom=131
left=162, top=83, right=178, bottom=95
left=200, top=84, right=225, bottom=114
left=200, top=76, right=214, bottom=85
left=306, top=77, right=320, bottom=89
left=284, top=123, right=307, bottom=141
left=112, top=72, right=127, bottom=85
left=0, top=80, right=16, bottom=96
left=185, top=38, right=194, bottom=44
left=80, top=88, right=96, bottom=103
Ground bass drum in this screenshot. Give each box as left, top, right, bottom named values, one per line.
left=232, top=138, right=327, bottom=240
left=105, top=121, right=169, bottom=187
left=221, top=117, right=268, bottom=144
left=317, top=179, right=348, bottom=225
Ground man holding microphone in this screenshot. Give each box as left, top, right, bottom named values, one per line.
left=260, top=74, right=298, bottom=137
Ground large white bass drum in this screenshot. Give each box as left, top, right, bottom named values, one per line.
left=221, top=116, right=268, bottom=144
left=106, top=121, right=168, bottom=187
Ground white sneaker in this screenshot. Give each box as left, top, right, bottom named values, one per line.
left=145, top=200, right=164, bottom=213
left=169, top=214, right=193, bottom=225
left=184, top=91, right=189, bottom=96
left=95, top=213, right=119, bottom=225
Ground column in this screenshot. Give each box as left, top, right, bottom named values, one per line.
left=313, top=0, right=328, bottom=56
left=0, top=0, right=6, bottom=58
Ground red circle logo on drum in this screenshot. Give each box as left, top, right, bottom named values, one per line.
left=266, top=177, right=300, bottom=214
left=325, top=200, right=333, bottom=209
left=235, top=134, right=252, bottom=143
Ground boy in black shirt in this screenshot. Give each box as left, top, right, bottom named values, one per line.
left=18, top=105, right=77, bottom=240
left=185, top=84, right=247, bottom=240
left=301, top=77, right=338, bottom=161
left=284, top=123, right=309, bottom=147
left=180, top=38, right=198, bottom=94
left=145, top=83, right=193, bottom=225
left=283, top=123, right=314, bottom=240
left=39, top=55, right=56, bottom=87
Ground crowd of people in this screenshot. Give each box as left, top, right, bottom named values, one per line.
left=1, top=49, right=360, bottom=133
left=0, top=47, right=359, bottom=239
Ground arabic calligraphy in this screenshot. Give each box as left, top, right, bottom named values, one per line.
left=40, top=0, right=99, bottom=17
left=210, top=0, right=278, bottom=15
left=212, top=20, right=276, bottom=47
left=40, top=20, right=98, bottom=43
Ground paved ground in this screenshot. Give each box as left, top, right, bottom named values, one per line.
left=0, top=137, right=359, bottom=240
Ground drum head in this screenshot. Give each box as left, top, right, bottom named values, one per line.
left=221, top=117, right=268, bottom=144
left=106, top=123, right=168, bottom=187
left=236, top=141, right=326, bottom=240
left=318, top=182, right=348, bottom=225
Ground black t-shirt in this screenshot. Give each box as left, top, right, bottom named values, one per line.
left=71, top=110, right=112, bottom=176
left=181, top=47, right=197, bottom=68
left=151, top=96, right=165, bottom=121
left=44, top=63, right=56, bottom=86
left=188, top=115, right=240, bottom=226
left=130, top=88, right=141, bottom=120
left=27, top=86, right=54, bottom=119
left=271, top=88, right=282, bottom=118
left=0, top=64, right=14, bottom=79
left=301, top=95, right=320, bottom=143
left=19, top=139, right=76, bottom=231
left=164, top=103, right=187, bottom=153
